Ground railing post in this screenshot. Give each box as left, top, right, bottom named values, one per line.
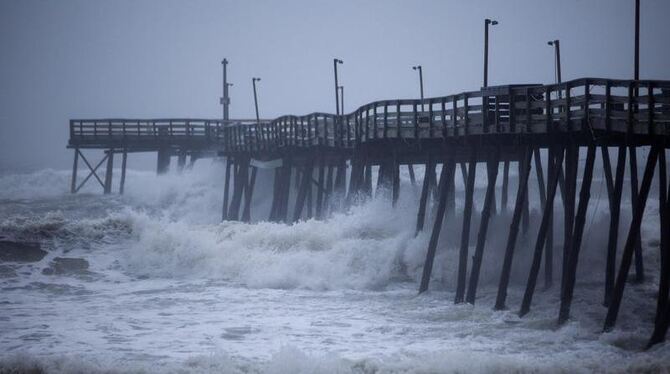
left=628, top=83, right=635, bottom=135
left=440, top=98, right=447, bottom=139
left=648, top=81, right=655, bottom=135
left=483, top=94, right=489, bottom=133
left=605, top=81, right=612, bottom=132
left=545, top=86, right=552, bottom=134
left=584, top=79, right=591, bottom=133
left=526, top=88, right=531, bottom=133
left=428, top=99, right=434, bottom=137
left=494, top=96, right=500, bottom=132
left=452, top=96, right=458, bottom=137
left=413, top=102, right=419, bottom=139
left=516, top=90, right=520, bottom=133
left=396, top=102, right=400, bottom=139
left=464, top=94, right=470, bottom=135
left=565, top=82, right=572, bottom=131
left=384, top=103, right=389, bottom=139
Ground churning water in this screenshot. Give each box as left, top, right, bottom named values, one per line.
left=1, top=161, right=669, bottom=373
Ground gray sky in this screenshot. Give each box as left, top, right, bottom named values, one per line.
left=1, top=0, right=669, bottom=171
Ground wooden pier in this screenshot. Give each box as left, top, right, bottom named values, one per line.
left=68, top=77, right=670, bottom=348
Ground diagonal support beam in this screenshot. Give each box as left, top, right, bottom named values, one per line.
left=75, top=150, right=108, bottom=193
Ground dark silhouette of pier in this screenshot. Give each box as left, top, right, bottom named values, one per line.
left=67, top=77, right=670, bottom=349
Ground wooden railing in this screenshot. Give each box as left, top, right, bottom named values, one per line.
left=69, top=78, right=670, bottom=152
left=220, top=78, right=670, bottom=152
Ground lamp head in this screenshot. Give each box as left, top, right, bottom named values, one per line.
left=413, top=65, right=421, bottom=70
left=486, top=18, right=498, bottom=25
left=335, top=58, right=343, bottom=64
left=253, top=77, right=261, bottom=82
left=222, top=58, right=228, bottom=65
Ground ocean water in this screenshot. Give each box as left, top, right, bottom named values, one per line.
left=1, top=160, right=669, bottom=373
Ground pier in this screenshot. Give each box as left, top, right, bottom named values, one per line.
left=68, top=77, right=670, bottom=348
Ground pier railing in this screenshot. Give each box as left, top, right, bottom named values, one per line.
left=220, top=78, right=670, bottom=152
left=69, top=78, right=670, bottom=152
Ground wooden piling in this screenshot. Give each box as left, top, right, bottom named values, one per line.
left=419, top=158, right=455, bottom=293
left=455, top=148, right=477, bottom=303
left=654, top=148, right=668, bottom=326
left=364, top=159, right=373, bottom=198
left=466, top=148, right=500, bottom=304
left=561, top=144, right=578, bottom=294
left=324, top=164, right=334, bottom=215
left=156, top=148, right=170, bottom=175
left=494, top=147, right=532, bottom=310
left=293, top=160, right=314, bottom=222
left=241, top=166, right=257, bottom=223
left=501, top=160, right=510, bottom=211
left=177, top=151, right=187, bottom=172
left=648, top=149, right=670, bottom=348
left=222, top=158, right=233, bottom=221
left=103, top=149, right=114, bottom=194
left=272, top=166, right=285, bottom=223
left=279, top=161, right=293, bottom=223
left=544, top=147, right=556, bottom=289
left=408, top=164, right=416, bottom=185
left=228, top=158, right=249, bottom=221
left=392, top=155, right=400, bottom=207
left=629, top=146, right=645, bottom=283
left=415, top=155, right=434, bottom=235
left=604, top=146, right=626, bottom=306
left=119, top=149, right=127, bottom=195
left=558, top=145, right=596, bottom=325
left=522, top=158, right=531, bottom=235
left=519, top=146, right=564, bottom=316
left=316, top=155, right=326, bottom=219
left=445, top=160, right=455, bottom=215
left=604, top=145, right=660, bottom=331
left=70, top=148, right=79, bottom=194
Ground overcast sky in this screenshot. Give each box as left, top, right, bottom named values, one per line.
left=1, top=0, right=669, bottom=171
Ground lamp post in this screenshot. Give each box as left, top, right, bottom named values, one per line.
left=338, top=85, right=344, bottom=114
left=412, top=65, right=424, bottom=111
left=547, top=40, right=562, bottom=84
left=333, top=58, right=343, bottom=115
left=634, top=0, right=640, bottom=81
left=221, top=59, right=230, bottom=122
left=483, top=19, right=498, bottom=88
left=252, top=77, right=261, bottom=123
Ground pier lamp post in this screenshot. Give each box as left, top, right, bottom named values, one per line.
left=333, top=59, right=343, bottom=115
left=483, top=19, right=498, bottom=88
left=221, top=59, right=231, bottom=122
left=412, top=65, right=424, bottom=112
left=634, top=0, right=640, bottom=81
left=338, top=85, right=344, bottom=115
left=252, top=78, right=261, bottom=123
left=547, top=40, right=562, bottom=84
